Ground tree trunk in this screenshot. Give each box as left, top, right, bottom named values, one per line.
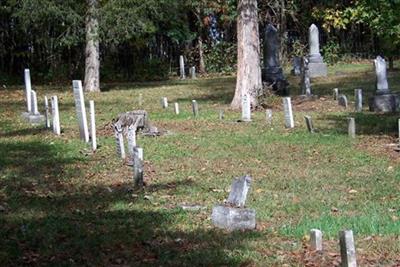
left=198, top=36, right=206, bottom=73
left=84, top=0, right=100, bottom=92
left=231, top=0, right=262, bottom=109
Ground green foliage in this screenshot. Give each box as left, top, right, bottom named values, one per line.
left=322, top=40, right=342, bottom=65
left=204, top=41, right=237, bottom=73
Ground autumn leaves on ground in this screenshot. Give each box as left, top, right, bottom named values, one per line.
left=1, top=63, right=400, bottom=266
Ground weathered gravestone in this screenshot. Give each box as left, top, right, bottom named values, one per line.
left=266, top=109, right=273, bottom=124
left=304, top=115, right=315, bottom=133
left=262, top=24, right=289, bottom=95
left=211, top=175, right=256, bottom=230
left=24, top=69, right=32, bottom=113
left=44, top=96, right=50, bottom=128
left=192, top=100, right=199, bottom=117
left=369, top=56, right=399, bottom=112
left=338, top=94, right=348, bottom=109
left=241, top=94, right=251, bottom=122
left=310, top=229, right=323, bottom=251
left=174, top=102, right=180, bottom=115
left=72, top=80, right=89, bottom=143
left=51, top=96, right=61, bottom=135
left=333, top=88, right=339, bottom=100
left=22, top=69, right=44, bottom=124
left=190, top=66, right=196, bottom=79
left=291, top=56, right=302, bottom=76
left=161, top=97, right=168, bottom=109
left=300, top=57, right=312, bottom=97
left=89, top=100, right=97, bottom=151
left=219, top=110, right=224, bottom=120
left=348, top=118, right=356, bottom=138
left=114, top=124, right=126, bottom=159
left=283, top=97, right=295, bottom=128
left=307, top=24, right=328, bottom=78
left=133, top=147, right=144, bottom=188
left=354, top=89, right=363, bottom=112
left=339, top=230, right=357, bottom=267
left=179, top=55, right=186, bottom=79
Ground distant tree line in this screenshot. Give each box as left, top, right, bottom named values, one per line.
left=0, top=0, right=399, bottom=85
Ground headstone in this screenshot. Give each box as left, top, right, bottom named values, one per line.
left=192, top=100, right=199, bottom=117
left=127, top=124, right=137, bottom=157
left=133, top=147, right=144, bottom=188
left=31, top=90, right=39, bottom=115
left=219, top=110, right=224, bottom=120
left=179, top=55, right=186, bottom=79
left=211, top=175, right=256, bottom=230
left=304, top=115, right=315, bottom=133
left=338, top=95, right=348, bottom=108
left=339, top=230, right=357, bottom=267
left=266, top=109, right=273, bottom=124
left=241, top=94, right=251, bottom=122
left=398, top=119, right=400, bottom=147
left=89, top=100, right=97, bottom=151
left=348, top=118, right=356, bottom=138
left=24, top=69, right=32, bottom=113
left=283, top=97, right=294, bottom=128
left=174, top=102, right=180, bottom=115
left=291, top=56, right=302, bottom=76
left=72, top=80, right=89, bottom=143
left=138, top=93, right=143, bottom=107
left=333, top=88, right=339, bottom=100
left=161, top=97, right=168, bottom=109
left=44, top=96, right=50, bottom=128
left=307, top=24, right=328, bottom=78
left=310, top=229, right=323, bottom=251
left=300, top=57, right=312, bottom=96
left=113, top=110, right=160, bottom=137
left=369, top=56, right=399, bottom=112
left=355, top=89, right=363, bottom=112
left=114, top=125, right=126, bottom=159
left=190, top=66, right=196, bottom=79
left=51, top=96, right=61, bottom=135
left=262, top=24, right=289, bottom=95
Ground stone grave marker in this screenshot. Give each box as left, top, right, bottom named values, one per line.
left=114, top=125, right=126, bottom=159
left=31, top=90, right=39, bottom=115
left=89, top=100, right=97, bottom=151
left=283, top=97, right=294, bottom=128
left=241, top=94, right=251, bottom=122
left=24, top=69, right=32, bottom=113
left=211, top=175, right=256, bottom=230
left=339, top=230, right=357, bottom=267
left=304, top=115, right=315, bottom=133
left=192, top=100, right=199, bottom=117
left=179, top=55, right=186, bottom=79
left=348, top=118, right=356, bottom=138
left=338, top=95, right=348, bottom=108
left=310, top=229, right=323, bottom=251
left=51, top=96, right=61, bottom=135
left=174, top=102, right=180, bottom=115
left=133, top=147, right=144, bottom=188
left=301, top=57, right=312, bottom=97
left=44, top=96, right=50, bottom=128
left=355, top=89, right=363, bottom=112
left=291, top=56, right=302, bottom=76
left=219, top=110, right=224, bottom=120
left=161, top=97, right=168, bottom=109
left=333, top=88, right=339, bottom=100
left=308, top=24, right=327, bottom=77
left=190, top=66, right=196, bottom=79
left=266, top=109, right=273, bottom=124
left=127, top=124, right=137, bottom=157
left=72, top=80, right=89, bottom=143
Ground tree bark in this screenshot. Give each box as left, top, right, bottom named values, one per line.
left=198, top=36, right=206, bottom=74
left=231, top=0, right=262, bottom=109
left=84, top=0, right=100, bottom=92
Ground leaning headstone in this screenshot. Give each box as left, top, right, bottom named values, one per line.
left=291, top=56, right=302, bottom=76
left=283, top=97, right=294, bottom=128
left=179, top=55, right=186, bottom=79
left=307, top=24, right=328, bottom=78
left=339, top=230, right=357, bottom=267
left=192, top=100, right=199, bottom=117
left=266, top=109, right=273, bottom=124
left=333, top=88, right=339, bottom=100
left=338, top=95, right=348, bottom=108
left=72, top=80, right=89, bottom=143
left=241, top=94, right=251, bottom=122
left=133, top=147, right=144, bottom=188
left=219, top=110, right=224, bottom=120
left=89, top=100, right=97, bottom=151
left=211, top=175, right=256, bottom=230
left=190, top=66, right=196, bottom=79
left=161, top=97, right=168, bottom=109
left=310, top=229, right=323, bottom=251
left=348, top=118, right=356, bottom=138
left=114, top=125, right=126, bottom=159
left=51, top=96, right=61, bottom=135
left=174, top=102, right=180, bottom=115
left=369, top=56, right=399, bottom=112
left=44, top=96, right=50, bottom=128
left=24, top=69, right=32, bottom=113
left=355, top=89, right=363, bottom=112
left=304, top=115, right=315, bottom=133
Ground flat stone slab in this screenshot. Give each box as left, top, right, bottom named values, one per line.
left=308, top=63, right=327, bottom=78
left=369, top=94, right=399, bottom=113
left=211, top=205, right=256, bottom=231
left=22, top=112, right=45, bottom=125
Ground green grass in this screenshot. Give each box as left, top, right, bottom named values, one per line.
left=0, top=63, right=399, bottom=266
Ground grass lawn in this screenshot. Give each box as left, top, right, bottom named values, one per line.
left=0, top=62, right=399, bottom=266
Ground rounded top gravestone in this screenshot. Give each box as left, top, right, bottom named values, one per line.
left=374, top=56, right=389, bottom=94
left=309, top=24, right=321, bottom=57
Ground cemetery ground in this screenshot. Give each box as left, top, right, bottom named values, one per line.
left=1, top=62, right=400, bottom=266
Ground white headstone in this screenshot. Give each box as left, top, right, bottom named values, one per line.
left=161, top=97, right=168, bottom=108
left=174, top=102, right=180, bottom=115
left=333, top=88, right=339, bottom=100
left=31, top=90, right=39, bottom=115
left=192, top=100, right=199, bottom=117
left=51, top=96, right=60, bottom=135
left=89, top=100, right=97, bottom=151
left=133, top=147, right=144, bottom=188
left=190, top=66, right=196, bottom=79
left=127, top=125, right=137, bottom=157
left=355, top=89, right=362, bottom=112
left=283, top=97, right=294, bottom=128
left=266, top=109, right=272, bottom=124
left=309, top=24, right=321, bottom=57
left=72, top=80, right=89, bottom=143
left=44, top=96, right=50, bottom=128
left=241, top=93, right=251, bottom=122
left=374, top=56, right=389, bottom=92
left=179, top=55, right=186, bottom=79
left=348, top=118, right=356, bottom=138
left=219, top=110, right=224, bottom=120
left=310, top=229, right=323, bottom=251
left=24, top=69, right=32, bottom=113
left=339, top=230, right=357, bottom=267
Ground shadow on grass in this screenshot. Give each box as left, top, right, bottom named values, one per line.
left=0, top=127, right=48, bottom=138
left=0, top=140, right=259, bottom=266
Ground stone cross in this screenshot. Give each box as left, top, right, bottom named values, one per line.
left=241, top=93, right=251, bottom=122
left=374, top=56, right=389, bottom=93
left=30, top=90, right=39, bottom=115
left=283, top=97, right=294, bottom=128
left=190, top=66, right=196, bottom=79
left=133, top=147, right=144, bottom=188
left=51, top=96, right=60, bottom=135
left=310, top=229, right=323, bottom=251
left=348, top=118, right=356, bottom=138
left=44, top=96, right=50, bottom=128
left=179, top=55, right=186, bottom=79
left=114, top=125, right=126, bottom=159
left=333, top=88, right=339, bottom=100
left=227, top=175, right=252, bottom=207
left=339, top=230, right=357, bottom=267
left=72, top=80, right=89, bottom=143
left=304, top=115, right=315, bottom=133
left=24, top=69, right=32, bottom=113
left=354, top=89, right=363, bottom=112
left=192, top=100, right=199, bottom=117
left=338, top=95, right=348, bottom=108
left=174, top=102, right=180, bottom=115
left=161, top=97, right=168, bottom=108
left=89, top=100, right=97, bottom=151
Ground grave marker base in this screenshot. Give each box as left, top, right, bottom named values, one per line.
left=211, top=205, right=256, bottom=231
left=22, top=112, right=45, bottom=125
